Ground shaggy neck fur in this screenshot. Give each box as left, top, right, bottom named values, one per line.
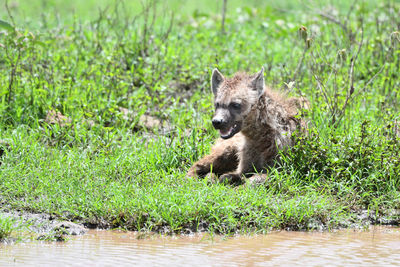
left=241, top=90, right=296, bottom=149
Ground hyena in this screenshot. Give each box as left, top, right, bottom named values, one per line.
left=187, top=67, right=307, bottom=185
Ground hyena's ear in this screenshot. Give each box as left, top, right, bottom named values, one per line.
left=251, top=67, right=265, bottom=96
left=211, top=68, right=224, bottom=95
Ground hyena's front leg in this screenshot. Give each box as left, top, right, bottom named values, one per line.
left=218, top=155, right=251, bottom=185
left=219, top=172, right=268, bottom=186
left=219, top=144, right=267, bottom=185
left=187, top=140, right=239, bottom=178
left=218, top=160, right=253, bottom=185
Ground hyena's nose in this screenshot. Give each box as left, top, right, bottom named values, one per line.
left=212, top=118, right=224, bottom=129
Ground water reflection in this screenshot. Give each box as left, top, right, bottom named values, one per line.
left=1, top=227, right=400, bottom=266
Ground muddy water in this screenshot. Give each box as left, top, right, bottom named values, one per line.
left=1, top=227, right=400, bottom=266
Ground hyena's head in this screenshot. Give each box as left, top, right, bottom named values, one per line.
left=211, top=67, right=265, bottom=139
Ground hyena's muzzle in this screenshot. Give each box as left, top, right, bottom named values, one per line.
left=212, top=106, right=242, bottom=139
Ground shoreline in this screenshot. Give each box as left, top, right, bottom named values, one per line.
left=1, top=208, right=399, bottom=243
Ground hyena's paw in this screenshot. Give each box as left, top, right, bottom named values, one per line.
left=219, top=173, right=244, bottom=186
left=186, top=168, right=197, bottom=178
left=187, top=164, right=209, bottom=178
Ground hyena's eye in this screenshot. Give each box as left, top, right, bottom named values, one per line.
left=229, top=102, right=241, bottom=110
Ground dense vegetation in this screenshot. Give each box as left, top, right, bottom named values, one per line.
left=0, top=0, right=399, bottom=237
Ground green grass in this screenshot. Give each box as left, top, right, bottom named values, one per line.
left=0, top=0, right=399, bottom=234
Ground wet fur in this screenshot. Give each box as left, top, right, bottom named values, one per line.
left=187, top=69, right=307, bottom=185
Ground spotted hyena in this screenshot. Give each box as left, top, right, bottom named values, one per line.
left=187, top=67, right=307, bottom=185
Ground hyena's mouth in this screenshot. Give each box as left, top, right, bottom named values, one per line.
left=219, top=123, right=241, bottom=139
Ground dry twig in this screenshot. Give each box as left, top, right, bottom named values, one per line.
left=221, top=0, right=227, bottom=34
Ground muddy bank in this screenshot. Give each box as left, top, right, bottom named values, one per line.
left=0, top=209, right=87, bottom=243
left=1, top=206, right=399, bottom=243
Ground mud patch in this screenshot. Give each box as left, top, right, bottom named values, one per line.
left=44, top=110, right=72, bottom=127
left=0, top=209, right=87, bottom=243
left=118, top=107, right=173, bottom=134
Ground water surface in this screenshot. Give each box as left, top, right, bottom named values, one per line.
left=1, top=226, right=399, bottom=266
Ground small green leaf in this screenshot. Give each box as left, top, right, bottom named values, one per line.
left=34, top=40, right=46, bottom=47
left=0, top=20, right=14, bottom=31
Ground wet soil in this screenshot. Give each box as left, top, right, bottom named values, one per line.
left=1, top=206, right=399, bottom=242
left=0, top=209, right=87, bottom=242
